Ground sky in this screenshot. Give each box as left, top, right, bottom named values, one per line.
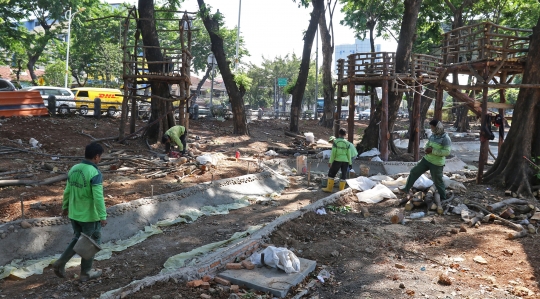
left=175, top=0, right=397, bottom=68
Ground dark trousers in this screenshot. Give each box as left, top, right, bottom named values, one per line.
left=56, top=219, right=102, bottom=275
left=328, top=161, right=350, bottom=180
left=404, top=157, right=446, bottom=199
left=179, top=130, right=187, bottom=154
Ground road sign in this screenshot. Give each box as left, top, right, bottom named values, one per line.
left=278, top=78, right=287, bottom=87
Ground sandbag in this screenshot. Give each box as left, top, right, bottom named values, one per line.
left=250, top=246, right=301, bottom=274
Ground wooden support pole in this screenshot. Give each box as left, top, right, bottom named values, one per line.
left=347, top=81, right=355, bottom=143
left=477, top=85, right=489, bottom=183
left=435, top=85, right=444, bottom=121
left=498, top=72, right=507, bottom=152
left=380, top=55, right=389, bottom=161
left=413, top=80, right=422, bottom=161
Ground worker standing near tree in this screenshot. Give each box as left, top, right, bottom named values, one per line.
left=329, top=135, right=358, bottom=175
left=399, top=119, right=452, bottom=204
left=322, top=128, right=352, bottom=192
left=53, top=142, right=107, bottom=282
left=162, top=125, right=187, bottom=157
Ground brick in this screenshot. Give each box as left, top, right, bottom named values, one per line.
left=187, top=279, right=203, bottom=288
left=226, top=263, right=243, bottom=270
left=202, top=275, right=212, bottom=282
left=210, top=260, right=221, bottom=268
left=260, top=243, right=273, bottom=248
left=200, top=294, right=211, bottom=299
left=214, top=277, right=231, bottom=286
left=201, top=282, right=210, bottom=289
left=241, top=260, right=255, bottom=270
left=230, top=285, right=240, bottom=293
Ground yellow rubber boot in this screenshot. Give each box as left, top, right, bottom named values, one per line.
left=339, top=181, right=346, bottom=191
left=322, top=178, right=334, bottom=192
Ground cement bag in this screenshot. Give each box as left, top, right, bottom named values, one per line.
left=346, top=176, right=376, bottom=191
left=368, top=175, right=393, bottom=182
left=356, top=183, right=397, bottom=203
left=443, top=176, right=467, bottom=192
left=412, top=174, right=433, bottom=190
left=250, top=246, right=301, bottom=274
left=304, top=132, right=315, bottom=144
left=381, top=176, right=408, bottom=188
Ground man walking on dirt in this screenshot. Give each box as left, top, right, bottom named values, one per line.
left=322, top=128, right=352, bottom=192
left=399, top=119, right=452, bottom=204
left=53, top=142, right=107, bottom=282
left=162, top=125, right=187, bottom=157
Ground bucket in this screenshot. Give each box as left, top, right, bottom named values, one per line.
left=73, top=233, right=102, bottom=260
left=360, top=164, right=370, bottom=177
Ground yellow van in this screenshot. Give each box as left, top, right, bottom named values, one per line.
left=71, top=87, right=123, bottom=116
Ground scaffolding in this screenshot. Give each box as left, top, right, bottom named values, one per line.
left=119, top=6, right=195, bottom=140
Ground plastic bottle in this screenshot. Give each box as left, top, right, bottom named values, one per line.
left=409, top=212, right=425, bottom=219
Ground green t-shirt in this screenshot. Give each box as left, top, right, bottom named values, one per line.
left=63, top=160, right=107, bottom=222
left=330, top=138, right=352, bottom=164
left=165, top=125, right=186, bottom=151
left=424, top=132, right=452, bottom=166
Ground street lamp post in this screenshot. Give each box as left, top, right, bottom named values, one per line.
left=207, top=53, right=217, bottom=116
left=64, top=7, right=85, bottom=88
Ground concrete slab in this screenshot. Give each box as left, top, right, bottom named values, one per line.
left=218, top=257, right=317, bottom=298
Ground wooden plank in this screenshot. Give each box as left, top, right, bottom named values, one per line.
left=473, top=102, right=514, bottom=109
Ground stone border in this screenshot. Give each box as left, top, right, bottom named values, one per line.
left=99, top=189, right=354, bottom=299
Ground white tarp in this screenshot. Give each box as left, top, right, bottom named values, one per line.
left=346, top=176, right=376, bottom=191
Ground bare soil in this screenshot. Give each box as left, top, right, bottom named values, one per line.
left=0, top=115, right=538, bottom=299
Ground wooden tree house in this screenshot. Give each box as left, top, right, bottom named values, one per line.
left=119, top=7, right=195, bottom=140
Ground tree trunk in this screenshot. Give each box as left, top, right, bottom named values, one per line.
left=356, top=0, right=423, bottom=154
left=318, top=3, right=335, bottom=129
left=138, top=0, right=174, bottom=142
left=289, top=0, right=324, bottom=133
left=483, top=17, right=540, bottom=197
left=197, top=0, right=248, bottom=135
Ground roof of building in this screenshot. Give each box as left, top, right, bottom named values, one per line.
left=0, top=66, right=45, bottom=82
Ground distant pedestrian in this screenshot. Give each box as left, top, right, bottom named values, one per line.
left=162, top=125, right=187, bottom=157
left=322, top=128, right=352, bottom=192
left=53, top=142, right=107, bottom=282
left=399, top=119, right=452, bottom=204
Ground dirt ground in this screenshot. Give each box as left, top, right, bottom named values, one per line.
left=0, top=115, right=538, bottom=299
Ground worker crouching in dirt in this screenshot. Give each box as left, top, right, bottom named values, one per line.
left=399, top=119, right=452, bottom=204
left=162, top=125, right=187, bottom=157
left=322, top=128, right=352, bottom=192
left=53, top=142, right=107, bottom=282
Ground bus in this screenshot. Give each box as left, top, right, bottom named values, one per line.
left=316, top=98, right=349, bottom=119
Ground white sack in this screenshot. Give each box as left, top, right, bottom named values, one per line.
left=250, top=246, right=301, bottom=274
left=359, top=148, right=380, bottom=157
left=368, top=175, right=393, bottom=182
left=345, top=176, right=377, bottom=191
left=304, top=132, right=315, bottom=144
left=412, top=174, right=433, bottom=190
left=356, top=183, right=397, bottom=203
left=381, top=176, right=408, bottom=188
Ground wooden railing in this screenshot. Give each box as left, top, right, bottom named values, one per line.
left=411, top=54, right=442, bottom=82
left=442, top=21, right=531, bottom=65
left=346, top=52, right=396, bottom=78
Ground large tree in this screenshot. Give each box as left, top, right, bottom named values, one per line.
left=483, top=16, right=540, bottom=197
left=289, top=0, right=324, bottom=133
left=318, top=0, right=337, bottom=129
left=138, top=0, right=175, bottom=141
left=197, top=0, right=248, bottom=135
left=356, top=0, right=423, bottom=154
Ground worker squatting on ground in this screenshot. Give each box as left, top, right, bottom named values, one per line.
left=322, top=128, right=352, bottom=192
left=162, top=125, right=187, bottom=157
left=399, top=119, right=452, bottom=204
left=53, top=143, right=107, bottom=282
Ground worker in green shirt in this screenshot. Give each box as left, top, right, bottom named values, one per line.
left=53, top=143, right=107, bottom=282
left=329, top=135, right=358, bottom=176
left=162, top=125, right=187, bottom=157
left=322, top=128, right=352, bottom=192
left=399, top=119, right=452, bottom=204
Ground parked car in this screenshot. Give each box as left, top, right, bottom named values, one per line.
left=359, top=109, right=371, bottom=119
left=0, top=79, right=17, bottom=91
left=398, top=110, right=409, bottom=118
left=20, top=86, right=75, bottom=115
